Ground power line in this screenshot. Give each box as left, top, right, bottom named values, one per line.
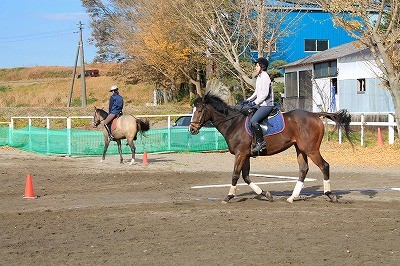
left=0, top=32, right=77, bottom=44
left=0, top=27, right=92, bottom=44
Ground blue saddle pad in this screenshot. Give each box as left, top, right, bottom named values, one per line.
left=245, top=111, right=285, bottom=137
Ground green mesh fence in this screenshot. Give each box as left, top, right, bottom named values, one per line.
left=0, top=126, right=228, bottom=155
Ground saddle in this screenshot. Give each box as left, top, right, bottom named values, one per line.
left=244, top=107, right=285, bottom=137
left=111, top=117, right=119, bottom=131
left=110, top=112, right=123, bottom=131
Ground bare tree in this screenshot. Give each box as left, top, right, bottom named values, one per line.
left=173, top=0, right=305, bottom=89
left=317, top=0, right=400, bottom=140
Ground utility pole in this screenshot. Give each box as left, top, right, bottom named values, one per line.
left=67, top=21, right=87, bottom=107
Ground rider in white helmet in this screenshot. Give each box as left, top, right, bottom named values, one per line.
left=103, top=85, right=124, bottom=140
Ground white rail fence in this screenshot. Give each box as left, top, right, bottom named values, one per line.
left=6, top=112, right=399, bottom=146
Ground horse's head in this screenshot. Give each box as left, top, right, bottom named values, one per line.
left=93, top=107, right=107, bottom=127
left=189, top=93, right=218, bottom=135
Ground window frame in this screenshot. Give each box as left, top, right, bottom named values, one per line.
left=304, top=39, right=329, bottom=52
left=357, top=78, right=366, bottom=94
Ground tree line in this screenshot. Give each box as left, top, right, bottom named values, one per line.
left=82, top=0, right=400, bottom=139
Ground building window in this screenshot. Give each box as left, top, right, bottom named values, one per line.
left=299, top=70, right=312, bottom=97
left=285, top=72, right=298, bottom=97
left=357, top=78, right=366, bottom=93
left=314, top=60, right=337, bottom=78
left=305, top=39, right=329, bottom=52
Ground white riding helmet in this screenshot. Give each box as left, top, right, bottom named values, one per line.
left=109, top=85, right=118, bottom=92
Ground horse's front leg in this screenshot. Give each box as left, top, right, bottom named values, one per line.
left=100, top=137, right=110, bottom=162
left=241, top=156, right=273, bottom=201
left=287, top=149, right=308, bottom=203
left=126, top=138, right=136, bottom=165
left=116, top=140, right=123, bottom=164
left=222, top=154, right=272, bottom=203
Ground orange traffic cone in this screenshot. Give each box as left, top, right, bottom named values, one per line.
left=142, top=151, right=149, bottom=164
left=23, top=174, right=36, bottom=199
left=377, top=127, right=384, bottom=146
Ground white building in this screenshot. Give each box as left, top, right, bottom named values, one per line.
left=283, top=41, right=394, bottom=113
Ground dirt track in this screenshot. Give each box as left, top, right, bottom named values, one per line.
left=0, top=146, right=399, bottom=265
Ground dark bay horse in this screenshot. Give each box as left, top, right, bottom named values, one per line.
left=93, top=107, right=150, bottom=165
left=189, top=93, right=353, bottom=203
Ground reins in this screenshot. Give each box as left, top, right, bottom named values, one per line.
left=193, top=103, right=245, bottom=128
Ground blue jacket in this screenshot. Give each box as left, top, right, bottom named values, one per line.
left=109, top=92, right=124, bottom=115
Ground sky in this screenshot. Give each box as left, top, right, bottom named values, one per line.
left=0, top=0, right=97, bottom=68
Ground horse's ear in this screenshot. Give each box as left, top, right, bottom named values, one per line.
left=94, top=106, right=97, bottom=111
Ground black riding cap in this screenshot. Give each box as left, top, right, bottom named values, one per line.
left=254, top=57, right=269, bottom=71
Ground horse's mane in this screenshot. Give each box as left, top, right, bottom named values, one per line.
left=195, top=93, right=239, bottom=115
left=96, top=108, right=108, bottom=119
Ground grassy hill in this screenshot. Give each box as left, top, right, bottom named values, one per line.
left=0, top=64, right=191, bottom=121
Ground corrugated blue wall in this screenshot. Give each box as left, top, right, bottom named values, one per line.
left=271, top=11, right=355, bottom=63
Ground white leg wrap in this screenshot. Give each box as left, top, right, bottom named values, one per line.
left=291, top=181, right=304, bottom=198
left=249, top=182, right=262, bottom=195
left=228, top=186, right=237, bottom=195
left=323, top=180, right=331, bottom=193
left=287, top=181, right=303, bottom=203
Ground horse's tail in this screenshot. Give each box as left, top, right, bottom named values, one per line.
left=315, top=109, right=354, bottom=148
left=136, top=119, right=150, bottom=132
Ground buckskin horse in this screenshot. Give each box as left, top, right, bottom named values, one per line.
left=189, top=93, right=353, bottom=203
left=93, top=107, right=150, bottom=165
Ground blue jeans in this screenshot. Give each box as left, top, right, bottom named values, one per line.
left=250, top=106, right=274, bottom=127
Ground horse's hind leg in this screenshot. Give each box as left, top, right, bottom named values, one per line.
left=308, top=151, right=337, bottom=203
left=287, top=149, right=309, bottom=203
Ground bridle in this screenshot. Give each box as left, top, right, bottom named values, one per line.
left=190, top=104, right=208, bottom=130
left=93, top=110, right=104, bottom=127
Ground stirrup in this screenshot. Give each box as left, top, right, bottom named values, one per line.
left=252, top=142, right=266, bottom=153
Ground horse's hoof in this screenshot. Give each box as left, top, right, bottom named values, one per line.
left=325, top=192, right=338, bottom=203
left=222, top=195, right=234, bottom=204
left=100, top=159, right=103, bottom=163
left=262, top=191, right=273, bottom=202
left=287, top=197, right=294, bottom=203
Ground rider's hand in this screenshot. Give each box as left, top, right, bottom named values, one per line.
left=248, top=101, right=255, bottom=108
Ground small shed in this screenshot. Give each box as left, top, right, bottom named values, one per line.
left=282, top=41, right=394, bottom=113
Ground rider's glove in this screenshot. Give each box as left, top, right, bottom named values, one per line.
left=248, top=101, right=256, bottom=108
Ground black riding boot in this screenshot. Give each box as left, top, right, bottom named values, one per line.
left=104, top=124, right=115, bottom=140
left=252, top=124, right=266, bottom=154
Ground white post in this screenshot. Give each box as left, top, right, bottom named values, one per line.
left=167, top=116, right=171, bottom=151
left=28, top=118, right=32, bottom=151
left=338, top=127, right=342, bottom=144
left=67, top=117, right=72, bottom=156
left=360, top=114, right=365, bottom=146
left=9, top=118, right=14, bottom=146
left=388, top=113, right=395, bottom=145
left=46, top=118, right=50, bottom=154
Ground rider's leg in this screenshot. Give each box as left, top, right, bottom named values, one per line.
left=250, top=106, right=274, bottom=153
left=103, top=114, right=116, bottom=140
